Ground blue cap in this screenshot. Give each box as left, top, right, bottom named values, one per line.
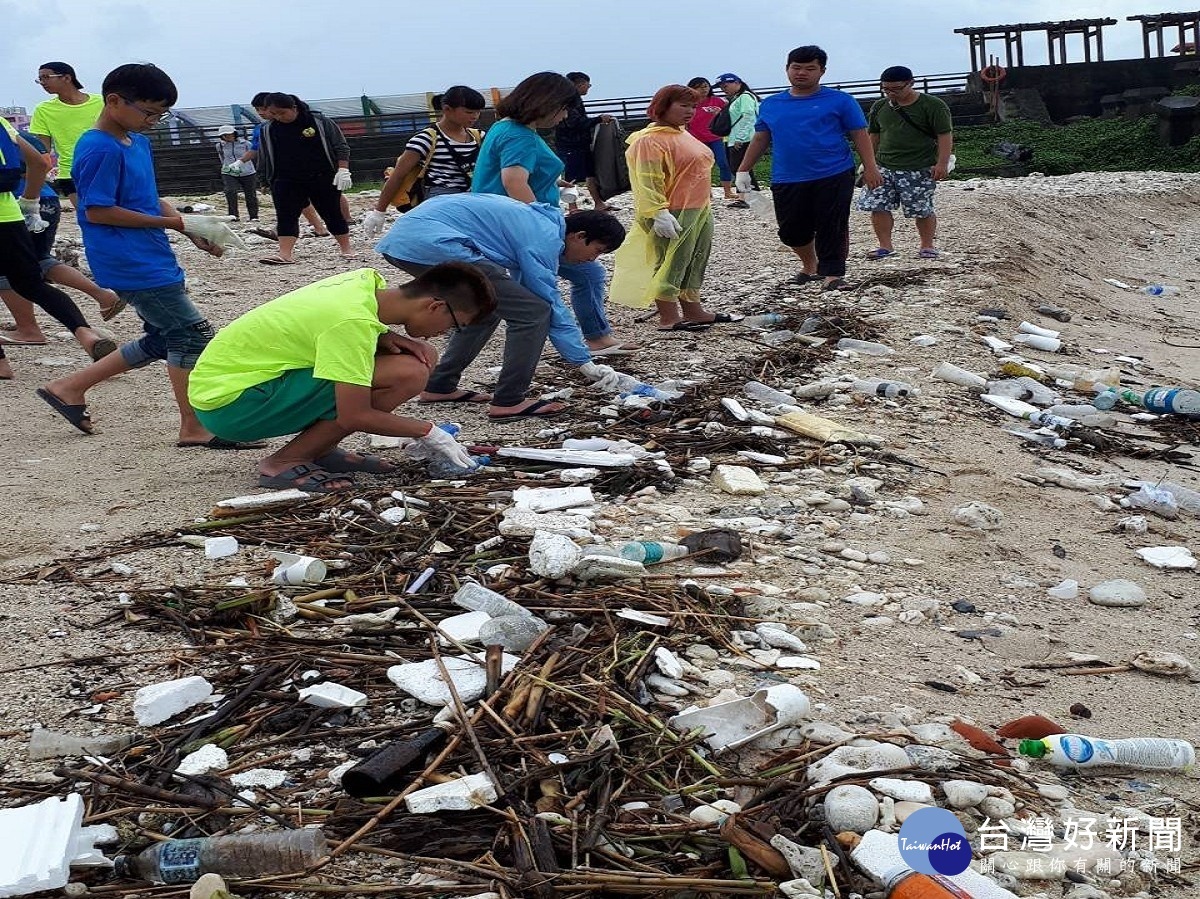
left=715, top=73, right=742, bottom=85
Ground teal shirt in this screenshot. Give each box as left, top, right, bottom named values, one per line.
left=471, top=119, right=564, bottom=205
left=726, top=92, right=759, bottom=144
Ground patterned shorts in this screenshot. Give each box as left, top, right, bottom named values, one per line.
left=856, top=166, right=936, bottom=218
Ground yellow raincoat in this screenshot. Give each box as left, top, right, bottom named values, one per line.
left=610, top=125, right=714, bottom=308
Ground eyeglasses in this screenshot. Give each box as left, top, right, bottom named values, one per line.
left=35, top=74, right=68, bottom=84
left=441, top=301, right=464, bottom=333
left=120, top=97, right=172, bottom=123
left=881, top=84, right=911, bottom=94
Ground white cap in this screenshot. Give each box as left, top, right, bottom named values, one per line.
left=216, top=125, right=236, bottom=136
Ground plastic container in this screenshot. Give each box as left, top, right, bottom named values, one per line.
left=477, top=613, right=548, bottom=651
left=1017, top=321, right=1060, bottom=339
left=451, top=582, right=531, bottom=619
left=742, top=313, right=784, bottom=329
left=1126, top=481, right=1200, bottom=517
left=1045, top=404, right=1116, bottom=428
left=837, top=338, right=894, bottom=356
left=114, top=829, right=327, bottom=884
left=341, top=727, right=450, bottom=798
left=617, top=541, right=689, bottom=564
left=743, top=381, right=794, bottom=405
left=931, top=362, right=986, bottom=388
left=1140, top=387, right=1200, bottom=417
left=1018, top=734, right=1195, bottom=771
left=404, top=423, right=461, bottom=461
left=1140, top=284, right=1180, bottom=296
left=427, top=454, right=489, bottom=478
left=885, top=868, right=977, bottom=898
left=851, top=379, right=918, bottom=399
left=1011, top=333, right=1062, bottom=352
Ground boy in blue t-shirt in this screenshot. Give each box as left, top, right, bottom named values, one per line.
left=37, top=63, right=251, bottom=446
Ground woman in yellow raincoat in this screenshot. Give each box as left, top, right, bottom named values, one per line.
left=610, top=84, right=740, bottom=331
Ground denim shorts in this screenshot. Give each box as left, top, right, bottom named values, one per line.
left=195, top=368, right=338, bottom=442
left=856, top=167, right=937, bottom=218
left=117, top=280, right=215, bottom=370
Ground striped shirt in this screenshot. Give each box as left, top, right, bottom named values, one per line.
left=406, top=127, right=482, bottom=191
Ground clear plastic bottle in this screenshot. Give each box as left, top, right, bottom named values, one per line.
left=405, top=423, right=460, bottom=461
left=743, top=381, right=795, bottom=405
left=1140, top=284, right=1180, bottom=296
left=931, top=362, right=986, bottom=388
left=477, top=613, right=548, bottom=651
left=452, top=582, right=531, bottom=618
left=836, top=338, right=894, bottom=355
left=760, top=329, right=796, bottom=346
left=1019, top=734, right=1195, bottom=771
left=1127, top=481, right=1200, bottom=516
left=851, top=379, right=919, bottom=399
left=625, top=383, right=683, bottom=401
left=617, top=541, right=689, bottom=564
left=1140, top=387, right=1200, bottom=417
left=114, top=829, right=327, bottom=884
left=742, top=313, right=784, bottom=329
left=1046, top=404, right=1115, bottom=428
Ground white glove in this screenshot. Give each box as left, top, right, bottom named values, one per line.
left=651, top=210, right=682, bottom=239
left=579, top=361, right=627, bottom=392
left=416, top=424, right=477, bottom=470
left=18, top=198, right=48, bottom=234
left=559, top=186, right=580, bottom=205
left=362, top=209, right=388, bottom=240
left=180, top=214, right=248, bottom=250
left=333, top=169, right=353, bottom=190
left=734, top=171, right=754, bottom=193
left=222, top=160, right=244, bottom=176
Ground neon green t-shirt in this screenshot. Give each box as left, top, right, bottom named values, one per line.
left=0, top=119, right=23, bottom=224
left=30, top=94, right=104, bottom=178
left=189, top=268, right=390, bottom=411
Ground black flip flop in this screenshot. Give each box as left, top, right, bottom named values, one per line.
left=790, top=272, right=821, bottom=285
left=177, top=436, right=269, bottom=449
left=417, top=390, right=492, bottom=405
left=257, top=463, right=353, bottom=493
left=656, top=320, right=711, bottom=332
left=314, top=449, right=397, bottom=474
left=822, top=278, right=856, bottom=292
left=487, top=398, right=566, bottom=421
left=708, top=313, right=744, bottom=324
left=37, top=387, right=93, bottom=434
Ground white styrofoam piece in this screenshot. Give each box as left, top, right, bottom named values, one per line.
left=298, top=682, right=368, bottom=709
left=499, top=509, right=593, bottom=539
left=214, top=489, right=309, bottom=511
left=668, top=685, right=811, bottom=752
left=497, top=447, right=636, bottom=467
left=711, top=465, right=767, bottom=496
left=176, top=743, right=229, bottom=776
left=436, top=611, right=492, bottom=646
left=203, top=536, right=239, bottom=559
left=527, top=531, right=582, bottom=578
left=229, top=768, right=288, bottom=789
left=387, top=653, right=519, bottom=706
left=0, top=793, right=94, bottom=897
left=511, top=485, right=595, bottom=512
left=404, top=772, right=498, bottom=813
left=132, top=676, right=214, bottom=726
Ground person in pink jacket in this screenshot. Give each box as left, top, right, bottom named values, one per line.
left=685, top=77, right=737, bottom=202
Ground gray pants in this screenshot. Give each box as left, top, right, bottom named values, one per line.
left=221, top=172, right=259, bottom=219
left=382, top=255, right=551, bottom=407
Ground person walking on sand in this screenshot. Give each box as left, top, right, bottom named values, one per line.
left=714, top=73, right=759, bottom=206
left=685, top=77, right=737, bottom=202
left=856, top=65, right=954, bottom=260
left=30, top=61, right=103, bottom=202
left=214, top=125, right=258, bottom=221
left=735, top=45, right=883, bottom=292
left=35, top=63, right=251, bottom=447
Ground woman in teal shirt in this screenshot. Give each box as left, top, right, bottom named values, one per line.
left=716, top=73, right=761, bottom=203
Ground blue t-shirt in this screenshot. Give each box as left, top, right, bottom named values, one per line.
left=15, top=132, right=57, bottom=198
left=249, top=123, right=261, bottom=152
left=755, top=86, right=868, bottom=183
left=471, top=119, right=564, bottom=206
left=73, top=130, right=184, bottom=290
left=376, top=193, right=589, bottom=364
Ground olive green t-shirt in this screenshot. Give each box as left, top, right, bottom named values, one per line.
left=867, top=93, right=953, bottom=171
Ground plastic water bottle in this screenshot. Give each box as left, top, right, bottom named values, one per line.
left=1127, top=481, right=1200, bottom=516
left=617, top=541, right=688, bottom=564
left=1140, top=387, right=1200, bottom=417
left=427, top=454, right=489, bottom=478
left=114, top=830, right=327, bottom=884
left=477, top=613, right=548, bottom=650
left=742, top=313, right=784, bottom=329
left=743, top=381, right=794, bottom=405
left=931, top=362, right=986, bottom=388
left=836, top=338, right=894, bottom=355
left=1046, top=404, right=1115, bottom=428
left=1140, top=284, right=1180, bottom=296
left=625, top=383, right=682, bottom=401
left=1019, top=734, right=1195, bottom=772
left=452, top=582, right=531, bottom=618
left=851, top=379, right=919, bottom=399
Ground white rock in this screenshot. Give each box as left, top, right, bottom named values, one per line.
left=654, top=647, right=684, bottom=679
left=1136, top=545, right=1197, bottom=570
left=953, top=665, right=983, bottom=686
left=799, top=722, right=855, bottom=744
left=897, top=610, right=925, bottom=625
left=1088, top=579, right=1148, bottom=608
left=979, top=796, right=1016, bottom=819
left=868, top=777, right=933, bottom=803
left=1047, top=579, right=1080, bottom=600
left=712, top=465, right=767, bottom=495
left=133, top=676, right=214, bottom=727
left=405, top=773, right=498, bottom=813
left=1035, top=782, right=1071, bottom=801
left=893, top=800, right=933, bottom=823
left=867, top=551, right=891, bottom=564
left=689, top=799, right=742, bottom=826
left=387, top=654, right=519, bottom=706
left=176, top=743, right=228, bottom=776
left=229, top=768, right=288, bottom=789
left=823, top=784, right=879, bottom=833
left=755, top=624, right=808, bottom=652
left=527, top=530, right=582, bottom=578
left=843, top=590, right=886, bottom=606
left=646, top=673, right=690, bottom=696
left=776, top=656, right=821, bottom=670
left=808, top=741, right=911, bottom=785
left=942, top=779, right=989, bottom=808
left=327, top=759, right=357, bottom=786
left=1116, top=515, right=1148, bottom=534
left=952, top=501, right=1004, bottom=530
left=1130, top=650, right=1194, bottom=677
left=298, top=681, right=368, bottom=709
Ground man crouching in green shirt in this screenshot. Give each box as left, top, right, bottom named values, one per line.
left=188, top=263, right=496, bottom=493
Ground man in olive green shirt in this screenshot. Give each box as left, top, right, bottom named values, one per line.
left=856, top=65, right=953, bottom=259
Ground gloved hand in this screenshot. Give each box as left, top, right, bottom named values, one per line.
left=361, top=209, right=388, bottom=240
left=559, top=186, right=580, bottom=205
left=18, top=198, right=48, bottom=233
left=651, top=210, right=682, bottom=239
left=223, top=160, right=244, bottom=176
left=416, top=424, right=477, bottom=470
left=333, top=169, right=353, bottom=190
left=180, top=214, right=248, bottom=250
left=579, top=361, right=627, bottom=392
left=734, top=171, right=754, bottom=193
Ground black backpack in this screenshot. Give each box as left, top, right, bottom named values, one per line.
left=709, top=105, right=733, bottom=138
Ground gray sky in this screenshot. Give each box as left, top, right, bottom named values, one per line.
left=0, top=0, right=1177, bottom=112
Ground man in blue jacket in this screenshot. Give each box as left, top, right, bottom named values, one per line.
left=375, top=193, right=625, bottom=420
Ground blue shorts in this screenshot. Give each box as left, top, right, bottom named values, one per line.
left=117, top=281, right=214, bottom=370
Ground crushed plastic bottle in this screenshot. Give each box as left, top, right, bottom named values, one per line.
left=741, top=313, right=784, bottom=329
left=624, top=383, right=683, bottom=401
left=1140, top=284, right=1180, bottom=296
left=1140, top=387, right=1200, bottom=417
left=851, top=379, right=919, bottom=399
left=114, top=829, right=327, bottom=884
left=617, top=541, right=689, bottom=564
left=1045, top=404, right=1115, bottom=428
left=1019, top=734, right=1195, bottom=771
left=836, top=338, right=894, bottom=356
left=1125, top=481, right=1200, bottom=518
left=452, top=582, right=532, bottom=618
left=477, top=613, right=548, bottom=650
left=743, top=381, right=794, bottom=405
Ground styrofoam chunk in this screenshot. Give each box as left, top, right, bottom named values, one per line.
left=527, top=531, right=583, bottom=578
left=436, top=611, right=492, bottom=645
left=133, top=676, right=214, bottom=726
left=0, top=794, right=87, bottom=897
left=711, top=465, right=767, bottom=495
left=404, top=773, right=498, bottom=813
left=175, top=743, right=228, bottom=776
left=298, top=682, right=368, bottom=709
left=387, top=654, right=519, bottom=706
left=512, top=485, right=595, bottom=512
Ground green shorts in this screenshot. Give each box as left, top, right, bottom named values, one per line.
left=194, top=368, right=338, bottom=442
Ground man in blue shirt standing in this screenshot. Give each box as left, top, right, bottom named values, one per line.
left=735, top=45, right=882, bottom=292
